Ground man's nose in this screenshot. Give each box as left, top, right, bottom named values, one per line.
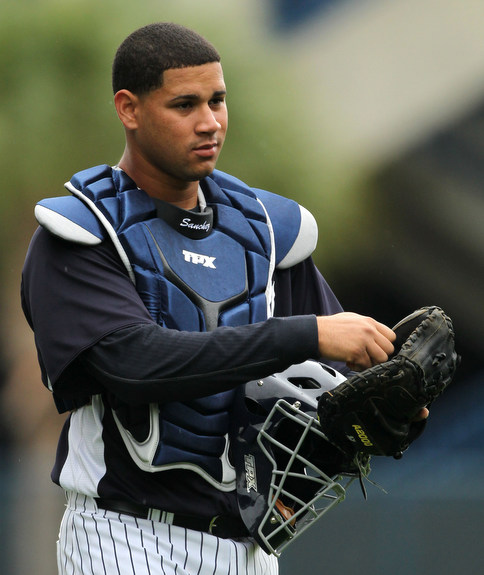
left=196, top=105, right=222, bottom=132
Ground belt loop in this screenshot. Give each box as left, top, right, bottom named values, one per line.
left=148, top=508, right=161, bottom=522
left=163, top=511, right=174, bottom=525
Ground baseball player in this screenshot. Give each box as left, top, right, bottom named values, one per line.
left=22, top=23, right=401, bottom=575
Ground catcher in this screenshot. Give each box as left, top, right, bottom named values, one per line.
left=232, top=305, right=459, bottom=555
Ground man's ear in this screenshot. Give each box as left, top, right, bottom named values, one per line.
left=114, top=89, right=139, bottom=130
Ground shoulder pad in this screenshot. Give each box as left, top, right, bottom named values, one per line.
left=254, top=188, right=318, bottom=269
left=35, top=196, right=105, bottom=245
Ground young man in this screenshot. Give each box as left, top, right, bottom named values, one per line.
left=21, top=23, right=396, bottom=574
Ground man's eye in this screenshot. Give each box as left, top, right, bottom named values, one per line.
left=177, top=101, right=193, bottom=110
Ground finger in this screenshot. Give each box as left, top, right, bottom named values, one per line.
left=414, top=407, right=429, bottom=421
left=365, top=338, right=393, bottom=366
left=375, top=321, right=397, bottom=342
left=346, top=350, right=373, bottom=372
left=375, top=330, right=395, bottom=357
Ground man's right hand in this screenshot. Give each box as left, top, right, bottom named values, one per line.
left=316, top=312, right=396, bottom=371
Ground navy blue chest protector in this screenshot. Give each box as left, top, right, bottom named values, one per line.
left=37, top=164, right=316, bottom=490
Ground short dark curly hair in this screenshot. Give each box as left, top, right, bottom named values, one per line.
left=112, top=22, right=221, bottom=95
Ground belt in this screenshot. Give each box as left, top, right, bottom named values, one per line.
left=95, top=498, right=249, bottom=540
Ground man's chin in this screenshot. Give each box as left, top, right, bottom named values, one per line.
left=187, top=164, right=218, bottom=181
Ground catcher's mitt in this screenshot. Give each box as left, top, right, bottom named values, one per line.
left=317, top=306, right=459, bottom=460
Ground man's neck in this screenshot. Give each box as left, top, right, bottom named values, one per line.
left=117, top=156, right=199, bottom=210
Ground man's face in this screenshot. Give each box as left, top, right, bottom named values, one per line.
left=131, top=62, right=227, bottom=186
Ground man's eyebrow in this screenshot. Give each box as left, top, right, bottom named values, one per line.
left=170, top=90, right=227, bottom=102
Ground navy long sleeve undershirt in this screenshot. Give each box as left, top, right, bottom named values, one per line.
left=78, top=315, right=319, bottom=405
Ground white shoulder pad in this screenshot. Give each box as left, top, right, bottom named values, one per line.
left=277, top=204, right=318, bottom=269
left=35, top=200, right=104, bottom=245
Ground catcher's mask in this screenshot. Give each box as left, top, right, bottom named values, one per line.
left=231, top=360, right=355, bottom=556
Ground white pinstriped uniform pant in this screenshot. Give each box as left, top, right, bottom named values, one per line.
left=57, top=492, right=279, bottom=575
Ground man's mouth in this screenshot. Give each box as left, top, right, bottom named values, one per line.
left=193, top=142, right=218, bottom=157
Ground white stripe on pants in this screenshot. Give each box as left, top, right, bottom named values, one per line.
left=57, top=492, right=279, bottom=575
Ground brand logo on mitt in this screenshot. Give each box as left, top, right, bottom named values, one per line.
left=244, top=454, right=258, bottom=492
left=182, top=249, right=216, bottom=269
left=352, top=425, right=373, bottom=447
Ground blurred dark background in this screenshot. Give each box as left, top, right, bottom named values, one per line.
left=1, top=1, right=482, bottom=573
